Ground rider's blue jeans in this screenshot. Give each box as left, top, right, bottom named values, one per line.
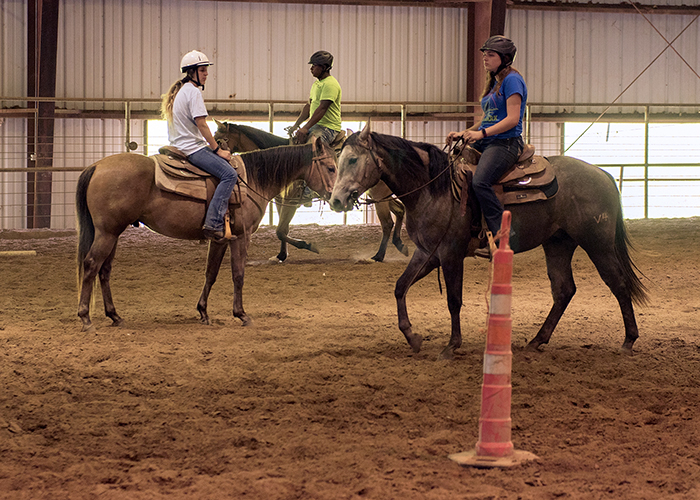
left=308, top=124, right=339, bottom=145
left=472, top=136, right=524, bottom=235
left=188, top=147, right=238, bottom=231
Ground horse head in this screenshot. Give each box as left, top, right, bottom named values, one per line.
left=214, top=120, right=238, bottom=152
left=214, top=120, right=289, bottom=154
left=305, top=137, right=338, bottom=201
left=330, top=120, right=383, bottom=212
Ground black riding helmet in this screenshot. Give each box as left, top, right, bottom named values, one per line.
left=480, top=35, right=517, bottom=74
left=308, top=50, right=334, bottom=70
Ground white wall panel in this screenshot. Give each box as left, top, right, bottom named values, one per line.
left=507, top=9, right=700, bottom=114
left=48, top=0, right=468, bottom=114
left=0, top=0, right=27, bottom=98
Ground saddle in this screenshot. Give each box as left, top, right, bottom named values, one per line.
left=451, top=143, right=558, bottom=213
left=153, top=146, right=247, bottom=206
left=329, top=129, right=347, bottom=152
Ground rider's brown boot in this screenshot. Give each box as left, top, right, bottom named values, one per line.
left=202, top=227, right=227, bottom=243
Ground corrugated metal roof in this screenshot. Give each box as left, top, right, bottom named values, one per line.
left=517, top=0, right=696, bottom=6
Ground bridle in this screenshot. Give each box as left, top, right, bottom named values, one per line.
left=309, top=147, right=336, bottom=197
left=351, top=136, right=457, bottom=207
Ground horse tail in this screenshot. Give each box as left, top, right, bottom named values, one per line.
left=607, top=173, right=649, bottom=307
left=76, top=164, right=96, bottom=282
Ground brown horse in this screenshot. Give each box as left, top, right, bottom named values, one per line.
left=330, top=122, right=648, bottom=359
left=215, top=122, right=408, bottom=262
left=76, top=138, right=337, bottom=332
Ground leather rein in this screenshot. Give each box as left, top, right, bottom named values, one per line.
left=355, top=138, right=459, bottom=207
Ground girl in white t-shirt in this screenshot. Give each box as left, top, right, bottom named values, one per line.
left=160, top=50, right=237, bottom=242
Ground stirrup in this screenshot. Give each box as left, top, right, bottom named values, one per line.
left=223, top=212, right=237, bottom=241
left=474, top=229, right=497, bottom=260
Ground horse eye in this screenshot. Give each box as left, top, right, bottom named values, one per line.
left=348, top=158, right=358, bottom=165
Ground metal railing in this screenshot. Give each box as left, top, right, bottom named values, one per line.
left=1, top=97, right=699, bottom=229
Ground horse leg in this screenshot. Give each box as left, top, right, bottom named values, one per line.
left=273, top=200, right=318, bottom=262
left=583, top=247, right=640, bottom=354
left=196, top=241, right=228, bottom=325
left=438, top=257, right=465, bottom=360
left=77, top=233, right=119, bottom=332
left=229, top=236, right=253, bottom=326
left=527, top=234, right=578, bottom=351
left=370, top=198, right=393, bottom=262
left=394, top=248, right=440, bottom=354
left=98, top=243, right=124, bottom=327
left=390, top=198, right=408, bottom=256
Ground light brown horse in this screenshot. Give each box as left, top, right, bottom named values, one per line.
left=76, top=138, right=337, bottom=332
left=215, top=122, right=409, bottom=262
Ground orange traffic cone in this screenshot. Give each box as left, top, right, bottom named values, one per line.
left=449, top=211, right=538, bottom=468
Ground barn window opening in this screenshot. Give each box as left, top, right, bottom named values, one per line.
left=563, top=122, right=700, bottom=219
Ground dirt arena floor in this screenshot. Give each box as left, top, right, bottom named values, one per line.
left=1, top=217, right=699, bottom=500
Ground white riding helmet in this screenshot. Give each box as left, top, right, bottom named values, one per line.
left=180, top=50, right=213, bottom=72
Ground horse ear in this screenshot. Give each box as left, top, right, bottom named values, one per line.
left=359, top=119, right=371, bottom=141
left=214, top=119, right=224, bottom=129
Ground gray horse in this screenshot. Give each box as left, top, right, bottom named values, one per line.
left=330, top=122, right=647, bottom=359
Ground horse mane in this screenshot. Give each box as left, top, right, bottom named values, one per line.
left=345, top=132, right=452, bottom=196
left=227, top=123, right=289, bottom=149
left=240, top=143, right=314, bottom=190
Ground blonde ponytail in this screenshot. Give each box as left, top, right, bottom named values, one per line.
left=160, top=79, right=187, bottom=122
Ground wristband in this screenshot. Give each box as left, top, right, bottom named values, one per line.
left=213, top=146, right=220, bottom=154
left=481, top=129, right=487, bottom=138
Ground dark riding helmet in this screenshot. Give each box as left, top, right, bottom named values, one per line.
left=480, top=35, right=517, bottom=67
left=308, top=50, right=334, bottom=69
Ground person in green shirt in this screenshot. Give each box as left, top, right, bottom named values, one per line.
left=287, top=51, right=342, bottom=146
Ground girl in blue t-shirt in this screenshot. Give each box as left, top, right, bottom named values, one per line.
left=446, top=36, right=527, bottom=258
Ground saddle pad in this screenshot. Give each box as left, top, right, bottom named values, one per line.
left=153, top=154, right=247, bottom=205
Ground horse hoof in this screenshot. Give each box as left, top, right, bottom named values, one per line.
left=619, top=345, right=634, bottom=356
left=408, top=334, right=423, bottom=353
left=438, top=346, right=455, bottom=360
left=240, top=316, right=253, bottom=327
left=81, top=324, right=96, bottom=334
left=308, top=243, right=320, bottom=254
left=398, top=245, right=409, bottom=256
left=525, top=340, right=544, bottom=352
